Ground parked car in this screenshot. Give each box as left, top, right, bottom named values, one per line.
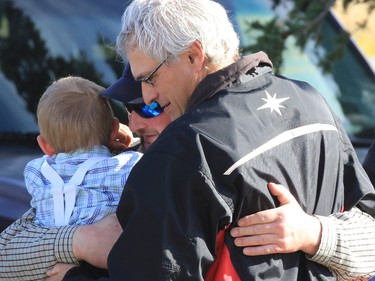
left=0, top=0, right=374, bottom=232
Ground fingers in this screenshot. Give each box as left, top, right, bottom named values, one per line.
left=229, top=183, right=322, bottom=257
left=231, top=183, right=299, bottom=255
left=46, top=263, right=70, bottom=276
left=231, top=217, right=277, bottom=237
left=233, top=231, right=276, bottom=247
left=268, top=182, right=297, bottom=206
left=242, top=244, right=283, bottom=256
left=46, top=263, right=77, bottom=281
left=116, top=129, right=132, bottom=147
left=235, top=183, right=297, bottom=230
left=108, top=139, right=128, bottom=151
left=230, top=182, right=306, bottom=256
left=234, top=234, right=287, bottom=256
left=118, top=123, right=134, bottom=147
left=108, top=123, right=134, bottom=151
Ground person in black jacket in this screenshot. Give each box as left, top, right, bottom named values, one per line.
left=61, top=0, right=375, bottom=280
left=48, top=66, right=375, bottom=281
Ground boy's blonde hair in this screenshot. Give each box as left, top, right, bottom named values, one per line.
left=37, top=76, right=114, bottom=153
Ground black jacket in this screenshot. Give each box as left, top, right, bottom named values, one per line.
left=364, top=140, right=375, bottom=186
left=66, top=53, right=375, bottom=280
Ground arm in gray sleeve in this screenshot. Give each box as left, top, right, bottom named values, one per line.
left=0, top=208, right=79, bottom=281
left=309, top=207, right=375, bottom=280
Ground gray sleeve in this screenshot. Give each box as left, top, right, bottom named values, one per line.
left=0, top=208, right=79, bottom=281
left=308, top=207, right=375, bottom=280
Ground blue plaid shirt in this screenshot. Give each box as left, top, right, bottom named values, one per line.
left=24, top=145, right=142, bottom=226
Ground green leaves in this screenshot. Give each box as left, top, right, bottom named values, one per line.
left=241, top=0, right=371, bottom=74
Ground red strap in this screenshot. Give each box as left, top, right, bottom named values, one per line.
left=205, top=229, right=241, bottom=281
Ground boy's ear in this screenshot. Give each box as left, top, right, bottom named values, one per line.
left=37, top=135, right=56, bottom=156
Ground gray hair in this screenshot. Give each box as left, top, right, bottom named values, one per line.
left=116, top=0, right=240, bottom=66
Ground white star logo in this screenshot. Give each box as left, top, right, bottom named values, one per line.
left=257, top=90, right=290, bottom=116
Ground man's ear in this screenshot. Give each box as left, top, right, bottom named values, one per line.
left=187, top=40, right=205, bottom=69
left=37, top=135, right=56, bottom=156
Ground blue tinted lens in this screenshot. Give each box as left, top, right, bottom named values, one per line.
left=141, top=101, right=163, bottom=118
left=127, top=101, right=163, bottom=118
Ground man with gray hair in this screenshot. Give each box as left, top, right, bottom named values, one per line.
left=65, top=0, right=375, bottom=280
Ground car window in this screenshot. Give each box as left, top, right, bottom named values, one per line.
left=0, top=0, right=127, bottom=138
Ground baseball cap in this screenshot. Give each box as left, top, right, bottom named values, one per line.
left=100, top=63, right=142, bottom=104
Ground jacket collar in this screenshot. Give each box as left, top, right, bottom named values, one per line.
left=186, top=51, right=273, bottom=111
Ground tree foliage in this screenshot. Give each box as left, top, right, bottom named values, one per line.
left=241, top=0, right=375, bottom=73
left=0, top=1, right=120, bottom=116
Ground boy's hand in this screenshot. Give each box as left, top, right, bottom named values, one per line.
left=109, top=121, right=134, bottom=151
left=46, top=263, right=78, bottom=281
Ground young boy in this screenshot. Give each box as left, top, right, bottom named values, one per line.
left=24, top=76, right=142, bottom=227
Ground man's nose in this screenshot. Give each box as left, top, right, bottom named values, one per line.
left=141, top=83, right=158, bottom=105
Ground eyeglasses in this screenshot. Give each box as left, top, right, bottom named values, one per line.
left=126, top=101, right=164, bottom=118
left=135, top=61, right=164, bottom=86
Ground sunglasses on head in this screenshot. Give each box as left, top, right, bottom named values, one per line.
left=126, top=101, right=164, bottom=118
